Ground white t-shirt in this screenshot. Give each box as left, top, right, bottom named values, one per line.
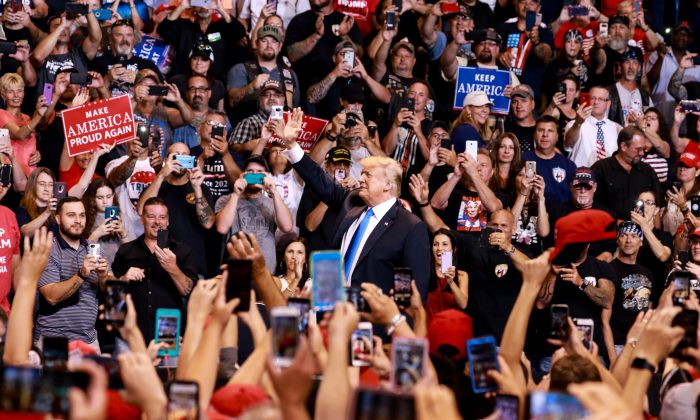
left=565, top=117, right=622, bottom=168
left=272, top=170, right=304, bottom=222
left=104, top=156, right=156, bottom=242
left=615, top=82, right=653, bottom=123
left=240, top=0, right=310, bottom=32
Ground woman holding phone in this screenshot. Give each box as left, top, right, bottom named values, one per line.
left=488, top=132, right=521, bottom=196
left=510, top=161, right=549, bottom=257
left=450, top=91, right=493, bottom=153
left=16, top=167, right=58, bottom=237
left=426, top=228, right=468, bottom=322
left=273, top=236, right=311, bottom=299
left=663, top=152, right=700, bottom=235
left=82, top=179, right=126, bottom=266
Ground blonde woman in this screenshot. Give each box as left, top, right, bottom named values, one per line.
left=450, top=91, right=493, bottom=154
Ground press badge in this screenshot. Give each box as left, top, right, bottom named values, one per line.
left=207, top=32, right=222, bottom=42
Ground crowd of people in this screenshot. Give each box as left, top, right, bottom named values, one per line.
left=1, top=0, right=700, bottom=418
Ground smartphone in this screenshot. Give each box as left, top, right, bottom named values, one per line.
left=351, top=388, right=415, bottom=420
left=392, top=0, right=402, bottom=13
left=287, top=297, right=311, bottom=333
left=83, top=355, right=124, bottom=390
left=334, top=168, right=346, bottom=181
left=69, top=73, right=92, bottom=86
left=311, top=250, right=344, bottom=312
left=440, top=138, right=452, bottom=150
left=0, top=366, right=89, bottom=415
left=211, top=125, right=224, bottom=138
left=440, top=251, right=453, bottom=274
left=343, top=51, right=355, bottom=68
left=103, top=280, right=128, bottom=326
left=633, top=0, right=641, bottom=13
left=391, top=337, right=427, bottom=390
left=679, top=250, right=690, bottom=270
left=550, top=304, right=570, bottom=340
left=525, top=10, right=536, bottom=31
left=270, top=105, right=284, bottom=120
left=402, top=97, right=415, bottom=112
left=367, top=125, right=378, bottom=137
left=526, top=161, right=536, bottom=178
left=53, top=181, right=67, bottom=200
left=148, top=85, right=169, bottom=96
left=0, top=164, right=12, bottom=186
left=573, top=318, right=594, bottom=351
left=467, top=336, right=499, bottom=393
left=673, top=181, right=683, bottom=191
left=495, top=394, right=519, bottom=420
left=42, top=336, right=68, bottom=369
left=267, top=0, right=278, bottom=10
left=351, top=322, right=373, bottom=367
left=88, top=243, right=101, bottom=259
left=671, top=309, right=699, bottom=361
left=225, top=259, right=252, bottom=312
left=385, top=10, right=396, bottom=30
left=191, top=0, right=212, bottom=6
left=167, top=381, right=199, bottom=420
left=599, top=21, right=609, bottom=37
left=393, top=267, right=412, bottom=308
left=0, top=40, right=16, bottom=55
left=65, top=2, right=89, bottom=15
left=155, top=308, right=181, bottom=357
left=0, top=128, right=9, bottom=147
left=465, top=140, right=478, bottom=160
left=174, top=155, right=195, bottom=169
left=440, top=2, right=459, bottom=14
left=92, top=8, right=113, bottom=20
left=693, top=56, right=700, bottom=66
left=579, top=92, right=591, bottom=107
left=137, top=123, right=150, bottom=148
left=529, top=391, right=588, bottom=419
left=43, top=83, right=54, bottom=102
left=672, top=271, right=692, bottom=306
left=151, top=126, right=162, bottom=153
left=633, top=199, right=645, bottom=216
left=479, top=226, right=500, bottom=249
left=105, top=206, right=119, bottom=221
left=568, top=5, right=589, bottom=17
left=157, top=228, right=169, bottom=249
left=243, top=172, right=265, bottom=185
left=681, top=100, right=700, bottom=112
left=345, top=287, right=368, bottom=312
left=691, top=196, right=700, bottom=217
left=271, top=306, right=301, bottom=367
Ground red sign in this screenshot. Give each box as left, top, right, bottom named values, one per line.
left=268, top=112, right=328, bottom=152
left=334, top=0, right=369, bottom=20
left=61, top=95, right=136, bottom=157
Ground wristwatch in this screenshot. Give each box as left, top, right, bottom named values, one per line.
left=77, top=269, right=90, bottom=281
left=631, top=357, right=656, bottom=373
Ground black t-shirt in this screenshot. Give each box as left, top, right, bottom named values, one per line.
left=445, top=185, right=488, bottom=235
left=296, top=185, right=341, bottom=253
left=37, top=102, right=68, bottom=178
left=550, top=255, right=616, bottom=361
left=594, top=45, right=644, bottom=88
left=504, top=122, right=535, bottom=153
left=90, top=53, right=163, bottom=97
left=283, top=10, right=362, bottom=92
left=169, top=73, right=226, bottom=111
left=609, top=258, right=656, bottom=344
left=158, top=181, right=214, bottom=276
left=638, top=228, right=673, bottom=304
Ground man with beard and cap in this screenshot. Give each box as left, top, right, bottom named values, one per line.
left=172, top=75, right=232, bottom=149
left=31, top=12, right=102, bottom=96
left=136, top=142, right=216, bottom=277
left=36, top=197, right=109, bottom=351
left=91, top=18, right=163, bottom=97
left=591, top=15, right=644, bottom=87
left=283, top=0, right=363, bottom=95
left=442, top=28, right=518, bottom=81
left=214, top=155, right=295, bottom=272
left=606, top=49, right=652, bottom=126
left=111, top=196, right=198, bottom=343
left=227, top=25, right=300, bottom=123
left=168, top=43, right=227, bottom=111
left=372, top=37, right=419, bottom=99
left=158, top=0, right=246, bottom=81
left=231, top=80, right=286, bottom=157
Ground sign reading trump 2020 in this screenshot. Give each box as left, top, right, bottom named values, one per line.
left=61, top=95, right=135, bottom=157
left=453, top=67, right=511, bottom=114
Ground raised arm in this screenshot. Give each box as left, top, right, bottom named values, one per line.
left=287, top=14, right=324, bottom=62
left=30, top=16, right=67, bottom=67
left=107, top=141, right=142, bottom=187
left=263, top=175, right=294, bottom=233
left=461, top=153, right=502, bottom=212
left=68, top=144, right=114, bottom=198
left=81, top=5, right=103, bottom=60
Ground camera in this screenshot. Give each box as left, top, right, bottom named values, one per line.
left=345, top=112, right=360, bottom=129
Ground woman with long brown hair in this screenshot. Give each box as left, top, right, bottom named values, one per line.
left=82, top=179, right=126, bottom=266
left=449, top=91, right=493, bottom=153
left=489, top=132, right=522, bottom=196
left=17, top=167, right=57, bottom=237
left=273, top=236, right=311, bottom=299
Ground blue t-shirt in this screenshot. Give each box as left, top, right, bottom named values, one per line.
left=451, top=123, right=486, bottom=154
left=521, top=151, right=576, bottom=206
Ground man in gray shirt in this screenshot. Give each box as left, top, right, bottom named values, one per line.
left=214, top=155, right=294, bottom=272
left=36, top=197, right=109, bottom=350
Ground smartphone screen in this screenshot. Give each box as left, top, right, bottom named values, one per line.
left=599, top=22, right=608, bottom=37
left=311, top=251, right=343, bottom=311
left=440, top=251, right=452, bottom=274
left=0, top=164, right=12, bottom=186
left=343, top=51, right=355, bottom=68
left=550, top=304, right=569, bottom=339
left=345, top=287, right=368, bottom=312
left=157, top=229, right=169, bottom=249
left=156, top=310, right=180, bottom=356
left=467, top=337, right=499, bottom=393
left=42, top=336, right=68, bottom=369
left=393, top=267, right=412, bottom=308
left=226, top=259, right=252, bottom=312
left=672, top=271, right=692, bottom=306
left=573, top=318, right=594, bottom=351
left=271, top=307, right=300, bottom=367
left=352, top=388, right=415, bottom=420
left=679, top=250, right=690, bottom=269
left=529, top=391, right=587, bottom=419
left=53, top=182, right=67, bottom=200
left=104, top=280, right=127, bottom=325
left=351, top=323, right=373, bottom=367
left=287, top=297, right=311, bottom=333
left=525, top=10, right=536, bottom=31
left=334, top=168, right=346, bottom=181
left=391, top=337, right=427, bottom=390
left=167, top=381, right=199, bottom=420
left=495, top=394, right=520, bottom=420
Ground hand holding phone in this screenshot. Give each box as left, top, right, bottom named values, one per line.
left=393, top=267, right=412, bottom=308
left=226, top=259, right=252, bottom=312
left=467, top=336, right=499, bottom=393
left=550, top=304, right=570, bottom=340
left=391, top=337, right=427, bottom=390
left=155, top=308, right=181, bottom=356
left=271, top=306, right=301, bottom=367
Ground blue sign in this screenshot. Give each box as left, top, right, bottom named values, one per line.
left=453, top=67, right=511, bottom=114
left=134, top=35, right=171, bottom=73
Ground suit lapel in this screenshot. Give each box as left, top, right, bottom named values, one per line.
left=354, top=202, right=399, bottom=265
left=334, top=205, right=367, bottom=246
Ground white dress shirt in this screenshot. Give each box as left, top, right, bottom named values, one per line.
left=565, top=116, right=622, bottom=167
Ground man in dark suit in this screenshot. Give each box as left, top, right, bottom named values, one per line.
left=279, top=110, right=431, bottom=298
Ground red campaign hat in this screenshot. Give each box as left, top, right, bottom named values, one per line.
left=679, top=152, right=700, bottom=168
left=550, top=209, right=617, bottom=262
left=427, top=309, right=473, bottom=360
left=208, top=383, right=269, bottom=417
left=689, top=227, right=700, bottom=239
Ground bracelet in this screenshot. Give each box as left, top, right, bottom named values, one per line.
left=325, top=132, right=338, bottom=142
left=78, top=270, right=90, bottom=281
left=386, top=313, right=406, bottom=335
left=418, top=201, right=430, bottom=208
left=519, top=191, right=528, bottom=197
left=681, top=206, right=689, bottom=213
left=631, top=357, right=656, bottom=373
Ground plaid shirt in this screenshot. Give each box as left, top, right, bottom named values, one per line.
left=231, top=111, right=267, bottom=144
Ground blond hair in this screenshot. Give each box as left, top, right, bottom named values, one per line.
left=359, top=156, right=402, bottom=197
left=0, top=73, right=24, bottom=97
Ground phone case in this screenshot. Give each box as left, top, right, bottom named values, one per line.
left=54, top=182, right=67, bottom=200
left=465, top=140, right=478, bottom=160
left=243, top=173, right=265, bottom=185
left=155, top=308, right=181, bottom=356
left=157, top=229, right=169, bottom=249
left=351, top=323, right=373, bottom=367
left=174, top=155, right=195, bottom=169
left=311, top=250, right=344, bottom=311
left=391, top=337, right=428, bottom=390
left=104, top=280, right=127, bottom=325
left=467, top=336, right=499, bottom=393
left=271, top=306, right=300, bottom=367
left=105, top=206, right=119, bottom=220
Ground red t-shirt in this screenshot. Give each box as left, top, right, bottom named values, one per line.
left=60, top=160, right=100, bottom=191
left=0, top=206, right=20, bottom=315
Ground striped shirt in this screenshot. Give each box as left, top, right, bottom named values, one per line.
left=35, top=234, right=99, bottom=344
left=642, top=152, right=669, bottom=183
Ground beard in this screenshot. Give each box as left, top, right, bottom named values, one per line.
left=310, top=0, right=330, bottom=11
left=476, top=50, right=493, bottom=63
left=259, top=49, right=276, bottom=61
left=116, top=42, right=132, bottom=55
left=608, top=36, right=627, bottom=51
left=60, top=223, right=84, bottom=241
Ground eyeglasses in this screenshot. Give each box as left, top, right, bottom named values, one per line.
left=640, top=199, right=656, bottom=206
left=206, top=120, right=225, bottom=128
left=187, top=87, right=210, bottom=93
